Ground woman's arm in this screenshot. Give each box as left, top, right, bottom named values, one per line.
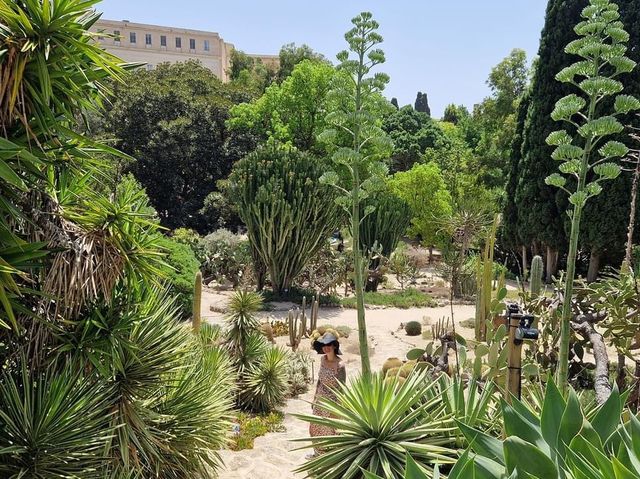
left=337, top=363, right=346, bottom=384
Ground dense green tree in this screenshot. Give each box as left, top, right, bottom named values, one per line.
left=388, top=162, right=453, bottom=257
left=277, top=42, right=329, bottom=81
left=501, top=90, right=532, bottom=258
left=382, top=105, right=444, bottom=172
left=228, top=60, right=336, bottom=153
left=473, top=49, right=529, bottom=188
left=228, top=49, right=277, bottom=94
left=513, top=0, right=585, bottom=276
left=414, top=91, right=431, bottom=116
left=442, top=103, right=470, bottom=124
left=102, top=61, right=257, bottom=232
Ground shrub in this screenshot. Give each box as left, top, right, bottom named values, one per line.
left=335, top=325, right=352, bottom=338
left=200, top=229, right=252, bottom=287
left=157, top=236, right=201, bottom=317
left=262, top=285, right=341, bottom=307
left=285, top=350, right=313, bottom=396
left=230, top=411, right=285, bottom=451
left=341, top=288, right=437, bottom=309
left=404, top=321, right=422, bottom=336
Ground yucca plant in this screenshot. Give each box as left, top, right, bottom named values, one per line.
left=239, top=345, right=289, bottom=413
left=226, top=290, right=264, bottom=358
left=0, top=361, right=113, bottom=478
left=295, top=370, right=458, bottom=478
left=450, top=378, right=638, bottom=478
left=150, top=345, right=236, bottom=477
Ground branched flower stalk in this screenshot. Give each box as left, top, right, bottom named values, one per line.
left=318, top=12, right=393, bottom=375
left=544, top=0, right=640, bottom=395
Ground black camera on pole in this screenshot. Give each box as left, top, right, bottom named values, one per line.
left=505, top=302, right=539, bottom=345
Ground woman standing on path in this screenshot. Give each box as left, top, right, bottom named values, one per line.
left=308, top=330, right=346, bottom=455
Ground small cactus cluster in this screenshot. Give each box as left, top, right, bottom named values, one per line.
left=404, top=320, right=422, bottom=336
left=288, top=295, right=319, bottom=351
left=529, top=255, right=543, bottom=296
left=382, top=357, right=417, bottom=388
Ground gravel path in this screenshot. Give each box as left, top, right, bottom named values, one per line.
left=203, top=289, right=476, bottom=479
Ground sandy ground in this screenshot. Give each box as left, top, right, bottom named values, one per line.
left=203, top=289, right=476, bottom=479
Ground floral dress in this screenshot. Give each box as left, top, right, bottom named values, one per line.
left=309, top=356, right=346, bottom=449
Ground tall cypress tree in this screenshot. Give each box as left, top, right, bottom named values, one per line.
left=514, top=0, right=585, bottom=276
left=579, top=0, right=640, bottom=280
left=502, top=90, right=532, bottom=259
left=414, top=92, right=431, bottom=116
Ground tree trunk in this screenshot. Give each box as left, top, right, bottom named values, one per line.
left=571, top=319, right=611, bottom=405
left=429, top=245, right=434, bottom=264
left=587, top=251, right=601, bottom=283
left=522, top=245, right=528, bottom=281
left=545, top=246, right=558, bottom=283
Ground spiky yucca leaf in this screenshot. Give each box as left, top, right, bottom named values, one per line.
left=0, top=362, right=113, bottom=478
left=295, top=370, right=458, bottom=479
left=150, top=345, right=236, bottom=477
left=239, top=345, right=289, bottom=413
left=226, top=290, right=263, bottom=356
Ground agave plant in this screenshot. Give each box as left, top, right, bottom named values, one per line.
left=363, top=454, right=434, bottom=479
left=295, top=370, right=458, bottom=478
left=450, top=378, right=639, bottom=478
left=0, top=362, right=113, bottom=478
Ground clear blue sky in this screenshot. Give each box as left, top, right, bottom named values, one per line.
left=97, top=0, right=549, bottom=117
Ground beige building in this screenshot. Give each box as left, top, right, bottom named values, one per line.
left=91, top=19, right=278, bottom=82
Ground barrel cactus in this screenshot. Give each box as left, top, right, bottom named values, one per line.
left=382, top=357, right=403, bottom=375
left=404, top=321, right=422, bottom=336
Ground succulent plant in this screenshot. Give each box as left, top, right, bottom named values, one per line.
left=530, top=255, right=543, bottom=296
left=404, top=321, right=422, bottom=336
left=382, top=357, right=403, bottom=375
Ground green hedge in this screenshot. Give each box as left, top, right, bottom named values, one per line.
left=157, top=236, right=200, bottom=317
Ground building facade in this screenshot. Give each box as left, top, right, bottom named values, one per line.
left=91, top=19, right=278, bottom=82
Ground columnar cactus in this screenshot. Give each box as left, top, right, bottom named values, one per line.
left=192, top=271, right=202, bottom=333
left=530, top=255, right=543, bottom=297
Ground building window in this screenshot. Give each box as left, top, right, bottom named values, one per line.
left=145, top=33, right=152, bottom=45
left=130, top=32, right=136, bottom=43
left=146, top=64, right=154, bottom=71
left=204, top=39, right=210, bottom=51
left=160, top=35, right=167, bottom=47
left=175, top=37, right=182, bottom=48
left=189, top=38, right=196, bottom=50
left=113, top=30, right=121, bottom=41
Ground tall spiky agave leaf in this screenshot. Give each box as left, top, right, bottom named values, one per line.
left=239, top=345, right=289, bottom=413
left=0, top=361, right=113, bottom=478
left=295, top=370, right=458, bottom=479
